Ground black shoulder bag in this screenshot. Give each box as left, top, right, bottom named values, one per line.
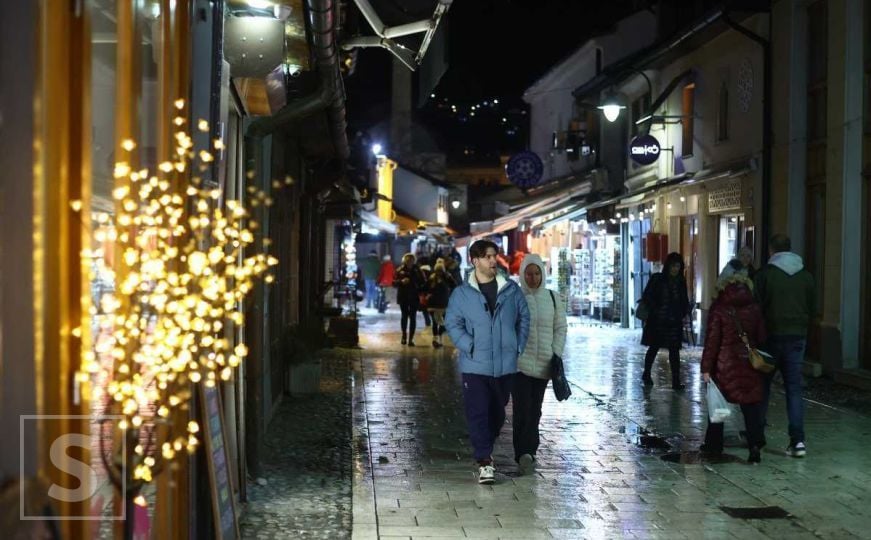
left=548, top=290, right=572, bottom=401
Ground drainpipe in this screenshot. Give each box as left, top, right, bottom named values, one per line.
left=246, top=0, right=349, bottom=160
left=724, top=12, right=771, bottom=259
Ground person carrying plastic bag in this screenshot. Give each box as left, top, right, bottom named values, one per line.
left=700, top=274, right=768, bottom=463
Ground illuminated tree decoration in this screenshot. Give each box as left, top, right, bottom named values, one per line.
left=78, top=99, right=278, bottom=485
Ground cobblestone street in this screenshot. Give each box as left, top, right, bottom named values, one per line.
left=350, top=308, right=871, bottom=539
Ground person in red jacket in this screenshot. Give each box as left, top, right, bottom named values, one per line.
left=700, top=275, right=768, bottom=463
left=375, top=255, right=395, bottom=313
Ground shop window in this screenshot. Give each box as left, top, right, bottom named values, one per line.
left=717, top=81, right=729, bottom=142
left=681, top=83, right=695, bottom=157
left=631, top=92, right=651, bottom=137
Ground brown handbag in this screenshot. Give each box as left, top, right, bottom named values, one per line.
left=727, top=309, right=776, bottom=373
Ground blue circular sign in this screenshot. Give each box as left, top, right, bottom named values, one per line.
left=629, top=134, right=661, bottom=166
left=506, top=151, right=544, bottom=188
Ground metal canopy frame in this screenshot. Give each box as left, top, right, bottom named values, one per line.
left=342, top=0, right=452, bottom=71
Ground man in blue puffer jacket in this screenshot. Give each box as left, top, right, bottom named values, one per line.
left=446, top=240, right=530, bottom=485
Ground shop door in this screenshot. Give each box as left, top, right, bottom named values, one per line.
left=630, top=217, right=653, bottom=313
left=717, top=214, right=746, bottom=274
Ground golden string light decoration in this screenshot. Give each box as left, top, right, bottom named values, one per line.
left=76, top=99, right=281, bottom=485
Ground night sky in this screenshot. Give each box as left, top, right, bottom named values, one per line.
left=344, top=0, right=648, bottom=164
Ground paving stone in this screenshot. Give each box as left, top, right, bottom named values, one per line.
left=347, top=310, right=871, bottom=539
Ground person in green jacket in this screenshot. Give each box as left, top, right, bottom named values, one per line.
left=753, top=234, right=815, bottom=458
left=359, top=250, right=381, bottom=309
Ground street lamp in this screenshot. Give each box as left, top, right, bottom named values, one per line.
left=451, top=199, right=461, bottom=209
left=597, top=69, right=653, bottom=122
left=371, top=143, right=384, bottom=156
left=597, top=91, right=627, bottom=122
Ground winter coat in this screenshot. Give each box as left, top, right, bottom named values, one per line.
left=753, top=252, right=815, bottom=337
left=517, top=254, right=568, bottom=380
left=718, top=259, right=755, bottom=284
left=701, top=284, right=767, bottom=404
left=359, top=255, right=381, bottom=281
left=426, top=270, right=456, bottom=310
left=445, top=272, right=530, bottom=377
left=393, top=263, right=426, bottom=305
left=641, top=272, right=690, bottom=349
left=377, top=261, right=395, bottom=287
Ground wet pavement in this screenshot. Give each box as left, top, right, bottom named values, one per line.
left=350, top=307, right=871, bottom=539
left=240, top=352, right=353, bottom=539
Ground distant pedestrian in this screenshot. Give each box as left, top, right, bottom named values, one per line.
left=700, top=275, right=767, bottom=463
left=718, top=246, right=756, bottom=286
left=425, top=258, right=456, bottom=348
left=376, top=255, right=395, bottom=313
left=510, top=251, right=525, bottom=276
left=359, top=250, right=381, bottom=309
left=753, top=234, right=815, bottom=458
left=445, top=255, right=463, bottom=287
left=640, top=252, right=691, bottom=390
left=393, top=253, right=426, bottom=346
left=446, top=239, right=530, bottom=484
left=418, top=260, right=433, bottom=327
left=512, top=254, right=567, bottom=474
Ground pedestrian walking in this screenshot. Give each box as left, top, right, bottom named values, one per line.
left=376, top=255, right=395, bottom=313
left=753, top=234, right=815, bottom=458
left=419, top=261, right=433, bottom=328
left=512, top=254, right=567, bottom=474
left=359, top=250, right=381, bottom=308
left=446, top=239, right=530, bottom=484
left=393, top=253, right=426, bottom=346
left=425, top=258, right=456, bottom=348
left=445, top=255, right=463, bottom=287
left=700, top=275, right=768, bottom=463
left=640, top=252, right=691, bottom=390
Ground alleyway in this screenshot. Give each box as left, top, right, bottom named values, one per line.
left=349, top=308, right=871, bottom=539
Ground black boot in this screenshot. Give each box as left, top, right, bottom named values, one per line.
left=669, top=355, right=685, bottom=390
left=642, top=349, right=656, bottom=385
left=408, top=331, right=415, bottom=347
left=701, top=422, right=724, bottom=455
left=401, top=332, right=407, bottom=345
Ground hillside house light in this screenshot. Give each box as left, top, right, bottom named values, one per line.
left=598, top=91, right=626, bottom=122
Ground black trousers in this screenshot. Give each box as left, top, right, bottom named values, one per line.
left=399, top=302, right=417, bottom=337
left=704, top=402, right=766, bottom=452
left=644, top=346, right=681, bottom=383
left=512, top=373, right=549, bottom=462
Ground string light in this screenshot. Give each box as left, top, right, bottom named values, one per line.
left=79, top=100, right=280, bottom=485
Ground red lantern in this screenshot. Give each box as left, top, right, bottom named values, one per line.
left=645, top=232, right=661, bottom=262
left=658, top=234, right=669, bottom=263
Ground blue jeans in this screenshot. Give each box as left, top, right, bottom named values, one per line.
left=762, top=336, right=806, bottom=444
left=364, top=279, right=377, bottom=307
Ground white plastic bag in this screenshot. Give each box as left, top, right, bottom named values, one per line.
left=706, top=380, right=733, bottom=423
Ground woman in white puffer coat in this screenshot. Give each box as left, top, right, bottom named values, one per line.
left=512, top=253, right=568, bottom=474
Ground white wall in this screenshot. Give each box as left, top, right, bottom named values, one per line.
left=392, top=167, right=447, bottom=224
left=524, top=11, right=657, bottom=182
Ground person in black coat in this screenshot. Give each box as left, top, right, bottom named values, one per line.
left=641, top=252, right=691, bottom=390
left=393, top=253, right=427, bottom=346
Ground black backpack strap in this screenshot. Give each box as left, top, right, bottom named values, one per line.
left=548, top=289, right=555, bottom=309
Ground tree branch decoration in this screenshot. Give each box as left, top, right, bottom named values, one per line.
left=77, top=99, right=282, bottom=493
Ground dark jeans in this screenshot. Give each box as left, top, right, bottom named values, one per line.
left=643, top=346, right=681, bottom=383
left=704, top=402, right=766, bottom=452
left=462, top=373, right=514, bottom=462
left=399, top=302, right=418, bottom=337
left=512, top=373, right=549, bottom=462
left=364, top=279, right=377, bottom=307
left=762, top=336, right=806, bottom=444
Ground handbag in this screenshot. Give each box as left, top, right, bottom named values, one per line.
left=727, top=309, right=776, bottom=373
left=635, top=299, right=650, bottom=321
left=548, top=290, right=572, bottom=401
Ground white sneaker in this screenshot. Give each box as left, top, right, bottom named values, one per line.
left=787, top=442, right=807, bottom=458
left=477, top=464, right=495, bottom=484
left=518, top=454, right=534, bottom=475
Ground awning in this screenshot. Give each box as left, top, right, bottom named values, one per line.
left=533, top=203, right=587, bottom=230
left=615, top=167, right=751, bottom=209
left=359, top=209, right=398, bottom=234
left=486, top=179, right=591, bottom=236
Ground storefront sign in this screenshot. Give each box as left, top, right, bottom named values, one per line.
left=629, top=134, right=661, bottom=166
left=506, top=151, right=544, bottom=188
left=708, top=181, right=742, bottom=213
